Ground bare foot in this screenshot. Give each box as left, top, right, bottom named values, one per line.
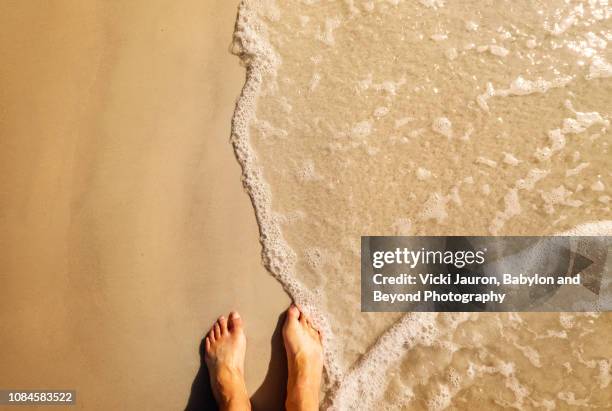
left=204, top=312, right=251, bottom=411
left=282, top=304, right=323, bottom=411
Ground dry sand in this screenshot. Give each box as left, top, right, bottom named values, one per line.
left=0, top=1, right=289, bottom=410
left=232, top=1, right=611, bottom=409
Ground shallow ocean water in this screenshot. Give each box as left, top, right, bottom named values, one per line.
left=230, top=1, right=612, bottom=409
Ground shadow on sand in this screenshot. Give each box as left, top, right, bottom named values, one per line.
left=185, top=312, right=287, bottom=411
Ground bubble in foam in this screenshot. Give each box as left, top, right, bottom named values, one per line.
left=304, top=247, right=323, bottom=269
left=541, top=185, right=583, bottom=214
left=465, top=20, right=478, bottom=31
left=557, top=391, right=590, bottom=407
left=477, top=75, right=573, bottom=112
left=317, top=17, right=341, bottom=46
left=476, top=156, right=498, bottom=168
left=489, top=188, right=521, bottom=234
left=526, top=38, right=537, bottom=49
left=309, top=72, right=321, bottom=91
left=394, top=117, right=413, bottom=129
left=352, top=120, right=373, bottom=138
left=420, top=0, right=446, bottom=10
left=373, top=106, right=389, bottom=117
left=416, top=167, right=432, bottom=181
left=596, top=360, right=611, bottom=389
left=391, top=218, right=413, bottom=235
left=535, top=146, right=553, bottom=162
left=444, top=47, right=458, bottom=60
left=548, top=128, right=565, bottom=150
left=420, top=192, right=449, bottom=223
left=296, top=159, right=322, bottom=182
left=426, top=383, right=452, bottom=411
left=430, top=33, right=448, bottom=42
left=587, top=56, right=612, bottom=79
left=431, top=117, right=453, bottom=138
left=516, top=168, right=549, bottom=190
left=489, top=44, right=509, bottom=57
left=565, top=162, right=589, bottom=177
left=513, top=342, right=542, bottom=367
left=590, top=180, right=604, bottom=192
left=503, top=152, right=521, bottom=166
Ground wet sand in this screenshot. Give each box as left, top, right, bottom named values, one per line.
left=232, top=1, right=611, bottom=409
left=0, top=1, right=289, bottom=410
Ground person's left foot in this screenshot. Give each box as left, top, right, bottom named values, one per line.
left=204, top=312, right=251, bottom=411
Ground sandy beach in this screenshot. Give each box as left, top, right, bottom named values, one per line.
left=2, top=1, right=611, bottom=410
left=0, top=1, right=289, bottom=409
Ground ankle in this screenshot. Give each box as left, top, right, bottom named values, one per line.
left=220, top=396, right=251, bottom=411
left=212, top=366, right=249, bottom=408
left=286, top=371, right=321, bottom=411
left=285, top=390, right=319, bottom=411
left=217, top=388, right=251, bottom=411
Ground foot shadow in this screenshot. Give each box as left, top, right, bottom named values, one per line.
left=184, top=339, right=218, bottom=411
left=250, top=312, right=287, bottom=411
left=184, top=313, right=287, bottom=411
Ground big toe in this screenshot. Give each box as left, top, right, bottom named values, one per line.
left=286, top=304, right=301, bottom=324
left=228, top=311, right=243, bottom=332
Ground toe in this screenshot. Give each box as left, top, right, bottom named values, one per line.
left=214, top=322, right=221, bottom=339
left=208, top=327, right=216, bottom=342
left=299, top=311, right=308, bottom=326
left=205, top=336, right=211, bottom=352
left=218, top=316, right=228, bottom=335
left=287, top=304, right=300, bottom=322
left=310, top=325, right=321, bottom=341
left=228, top=311, right=243, bottom=331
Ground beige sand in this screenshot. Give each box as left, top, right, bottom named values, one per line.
left=0, top=1, right=289, bottom=410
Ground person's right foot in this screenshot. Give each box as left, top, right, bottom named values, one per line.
left=282, top=304, right=323, bottom=411
left=204, top=312, right=250, bottom=411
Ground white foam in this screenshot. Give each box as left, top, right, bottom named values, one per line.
left=591, top=180, right=605, bottom=191
left=465, top=20, right=478, bottom=32
left=541, top=185, right=583, bottom=214
left=503, top=152, right=521, bottom=166
left=444, top=47, right=458, bottom=60
left=477, top=75, right=573, bottom=113
left=565, top=162, right=590, bottom=177
left=526, top=38, right=538, bottom=49
left=431, top=117, right=453, bottom=138
left=587, top=56, right=612, bottom=79
left=230, top=1, right=341, bottom=388
left=419, top=192, right=449, bottom=223
left=489, top=45, right=509, bottom=57
left=394, top=117, right=413, bottom=129
left=489, top=188, right=521, bottom=235
left=391, top=218, right=413, bottom=235
left=420, top=0, right=445, bottom=10
left=373, top=106, right=390, bottom=118
left=416, top=167, right=432, bottom=181
left=352, top=121, right=373, bottom=138
left=317, top=17, right=341, bottom=46
left=476, top=156, right=498, bottom=168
